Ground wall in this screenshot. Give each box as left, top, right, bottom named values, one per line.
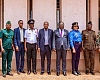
left=0, top=0, right=99, bottom=71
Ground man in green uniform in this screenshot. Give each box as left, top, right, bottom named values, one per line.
left=0, top=21, right=14, bottom=77
left=82, top=21, right=96, bottom=75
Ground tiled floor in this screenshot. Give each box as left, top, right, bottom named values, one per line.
left=0, top=71, right=100, bottom=80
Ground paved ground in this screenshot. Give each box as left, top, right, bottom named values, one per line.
left=0, top=70, right=100, bottom=80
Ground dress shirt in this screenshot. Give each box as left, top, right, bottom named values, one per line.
left=19, top=27, right=24, bottom=42
left=24, top=28, right=38, bottom=44
left=44, top=29, right=49, bottom=45
left=69, top=30, right=82, bottom=48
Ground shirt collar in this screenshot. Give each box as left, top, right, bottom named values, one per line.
left=44, top=28, right=48, bottom=31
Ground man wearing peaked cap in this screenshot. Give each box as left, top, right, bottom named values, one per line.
left=0, top=21, right=14, bottom=77
left=27, top=19, right=35, bottom=24
left=24, top=19, right=38, bottom=75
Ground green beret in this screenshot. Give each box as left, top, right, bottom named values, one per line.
left=6, top=21, right=11, bottom=25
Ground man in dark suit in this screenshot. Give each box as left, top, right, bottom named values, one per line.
left=38, top=21, right=53, bottom=75
left=14, top=20, right=26, bottom=74
left=53, top=21, right=70, bottom=76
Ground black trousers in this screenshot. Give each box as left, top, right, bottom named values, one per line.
left=40, top=45, right=51, bottom=72
left=26, top=43, right=37, bottom=72
left=56, top=46, right=67, bottom=72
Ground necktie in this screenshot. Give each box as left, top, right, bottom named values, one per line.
left=60, top=29, right=62, bottom=37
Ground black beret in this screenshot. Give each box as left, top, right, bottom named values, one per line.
left=88, top=21, right=92, bottom=25
left=27, top=19, right=35, bottom=24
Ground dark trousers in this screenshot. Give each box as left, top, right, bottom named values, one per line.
left=56, top=46, right=67, bottom=72
left=2, top=49, right=13, bottom=74
left=40, top=45, right=51, bottom=72
left=15, top=42, right=25, bottom=71
left=84, top=49, right=95, bottom=72
left=26, top=43, right=37, bottom=72
left=72, top=42, right=81, bottom=71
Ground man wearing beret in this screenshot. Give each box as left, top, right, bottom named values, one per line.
left=0, top=21, right=14, bottom=77
left=24, top=19, right=38, bottom=75
left=82, top=21, right=96, bottom=75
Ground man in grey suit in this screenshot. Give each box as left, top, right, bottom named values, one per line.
left=53, top=21, right=70, bottom=76
left=38, top=21, right=53, bottom=75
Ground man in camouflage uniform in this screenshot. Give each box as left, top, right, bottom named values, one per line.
left=96, top=31, right=100, bottom=64
left=0, top=21, right=14, bottom=77
left=82, top=21, right=96, bottom=75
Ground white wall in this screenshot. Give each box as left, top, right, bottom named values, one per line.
left=62, top=0, right=86, bottom=32
left=33, top=0, right=56, bottom=30
left=4, top=0, right=27, bottom=29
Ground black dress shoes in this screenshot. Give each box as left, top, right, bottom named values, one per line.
left=63, top=71, right=67, bottom=76
left=6, top=72, right=13, bottom=76
left=56, top=72, right=60, bottom=76
left=40, top=72, right=44, bottom=75
left=76, top=71, right=81, bottom=75
left=27, top=71, right=31, bottom=75
left=17, top=71, right=20, bottom=75
left=33, top=71, right=37, bottom=74
left=20, top=70, right=26, bottom=73
left=47, top=72, right=51, bottom=75
left=85, top=70, right=89, bottom=75
left=90, top=71, right=95, bottom=75
left=72, top=71, right=78, bottom=76
left=2, top=74, right=6, bottom=77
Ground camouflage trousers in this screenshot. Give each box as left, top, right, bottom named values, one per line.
left=84, top=49, right=95, bottom=72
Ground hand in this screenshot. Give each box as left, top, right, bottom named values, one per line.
left=16, top=46, right=19, bottom=51
left=13, top=47, right=15, bottom=51
left=53, top=49, right=56, bottom=52
left=67, top=48, right=70, bottom=51
left=25, top=47, right=27, bottom=52
left=38, top=48, right=40, bottom=52
left=82, top=47, right=85, bottom=51
left=1, top=48, right=4, bottom=53
left=72, top=48, right=76, bottom=53
left=80, top=48, right=83, bottom=52
left=99, top=49, right=100, bottom=52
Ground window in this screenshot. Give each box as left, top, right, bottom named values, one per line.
left=86, top=0, right=90, bottom=24
left=99, top=0, right=100, bottom=30
left=0, top=0, right=4, bottom=29
left=56, top=0, right=61, bottom=28
left=27, top=0, right=33, bottom=20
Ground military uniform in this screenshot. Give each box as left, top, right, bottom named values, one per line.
left=96, top=31, right=100, bottom=61
left=82, top=30, right=96, bottom=73
left=0, top=29, right=14, bottom=74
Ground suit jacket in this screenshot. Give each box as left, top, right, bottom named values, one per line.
left=38, top=28, right=53, bottom=51
left=53, top=28, right=70, bottom=50
left=14, top=27, right=25, bottom=47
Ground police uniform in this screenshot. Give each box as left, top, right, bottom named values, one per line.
left=69, top=22, right=82, bottom=76
left=25, top=19, right=38, bottom=74
left=82, top=29, right=96, bottom=74
left=0, top=21, right=14, bottom=75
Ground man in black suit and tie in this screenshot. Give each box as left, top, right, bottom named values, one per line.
left=38, top=21, right=53, bottom=75
left=53, top=21, right=70, bottom=76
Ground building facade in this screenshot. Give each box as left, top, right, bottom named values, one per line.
left=0, top=0, right=99, bottom=71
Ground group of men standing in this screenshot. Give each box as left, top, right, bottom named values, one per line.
left=0, top=19, right=98, bottom=78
